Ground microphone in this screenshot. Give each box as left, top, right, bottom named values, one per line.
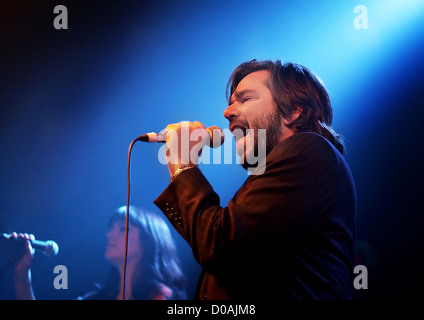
left=1, top=233, right=59, bottom=257
left=136, top=125, right=225, bottom=148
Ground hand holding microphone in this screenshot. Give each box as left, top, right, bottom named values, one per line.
left=2, top=233, right=35, bottom=277
left=2, top=232, right=59, bottom=257
left=137, top=121, right=225, bottom=148
left=136, top=121, right=225, bottom=177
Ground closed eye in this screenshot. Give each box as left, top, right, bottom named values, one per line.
left=230, top=89, right=257, bottom=105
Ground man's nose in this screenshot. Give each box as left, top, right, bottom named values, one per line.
left=223, top=103, right=241, bottom=121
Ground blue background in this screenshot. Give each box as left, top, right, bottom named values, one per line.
left=1, top=0, right=423, bottom=299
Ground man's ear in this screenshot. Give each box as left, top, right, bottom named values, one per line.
left=283, top=106, right=303, bottom=125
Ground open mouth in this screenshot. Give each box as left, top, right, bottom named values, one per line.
left=230, top=125, right=248, bottom=142
left=230, top=124, right=253, bottom=158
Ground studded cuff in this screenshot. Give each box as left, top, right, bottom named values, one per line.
left=170, top=165, right=196, bottom=183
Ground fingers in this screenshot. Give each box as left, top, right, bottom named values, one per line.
left=164, top=121, right=208, bottom=147
left=9, top=232, right=35, bottom=241
left=193, top=121, right=206, bottom=130
left=8, top=232, right=35, bottom=255
left=163, top=121, right=208, bottom=175
left=165, top=121, right=206, bottom=132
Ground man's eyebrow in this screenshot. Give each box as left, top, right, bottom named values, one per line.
left=229, top=89, right=256, bottom=104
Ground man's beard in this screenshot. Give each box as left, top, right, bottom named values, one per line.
left=240, top=106, right=283, bottom=170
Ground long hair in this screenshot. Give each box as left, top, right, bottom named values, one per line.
left=227, top=59, right=345, bottom=154
left=84, top=206, right=187, bottom=300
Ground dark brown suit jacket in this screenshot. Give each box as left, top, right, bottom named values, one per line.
left=154, top=132, right=356, bottom=299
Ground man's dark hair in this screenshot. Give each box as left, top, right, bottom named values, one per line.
left=227, top=59, right=345, bottom=154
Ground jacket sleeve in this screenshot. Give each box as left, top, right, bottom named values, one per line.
left=154, top=133, right=340, bottom=269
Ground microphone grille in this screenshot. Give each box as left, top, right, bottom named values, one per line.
left=206, top=126, right=225, bottom=148
left=45, top=240, right=59, bottom=256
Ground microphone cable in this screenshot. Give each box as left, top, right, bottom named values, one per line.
left=120, top=125, right=223, bottom=299
left=121, top=137, right=139, bottom=300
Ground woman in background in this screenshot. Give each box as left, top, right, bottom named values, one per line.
left=12, top=205, right=187, bottom=300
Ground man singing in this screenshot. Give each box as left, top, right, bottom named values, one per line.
left=154, top=59, right=356, bottom=299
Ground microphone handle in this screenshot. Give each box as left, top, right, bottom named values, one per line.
left=31, top=239, right=50, bottom=250
left=31, top=239, right=59, bottom=256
